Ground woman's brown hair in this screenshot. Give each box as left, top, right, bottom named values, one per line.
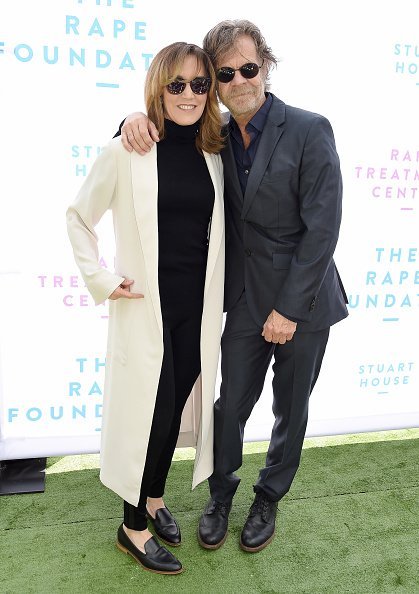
left=145, top=42, right=224, bottom=154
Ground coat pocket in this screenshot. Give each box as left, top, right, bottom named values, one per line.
left=272, top=252, right=294, bottom=270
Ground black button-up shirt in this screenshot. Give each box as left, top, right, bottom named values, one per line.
left=229, top=93, right=272, bottom=195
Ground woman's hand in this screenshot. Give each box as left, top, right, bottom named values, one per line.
left=121, top=113, right=160, bottom=155
left=109, top=278, right=144, bottom=300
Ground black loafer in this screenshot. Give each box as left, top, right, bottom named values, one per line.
left=240, top=492, right=277, bottom=552
left=146, top=507, right=181, bottom=546
left=116, top=524, right=183, bottom=574
left=198, top=499, right=232, bottom=549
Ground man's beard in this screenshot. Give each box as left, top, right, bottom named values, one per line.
left=221, top=86, right=262, bottom=118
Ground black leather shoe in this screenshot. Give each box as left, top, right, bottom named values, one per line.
left=240, top=492, right=277, bottom=552
left=116, top=524, right=183, bottom=574
left=146, top=507, right=181, bottom=547
left=198, top=499, right=232, bottom=549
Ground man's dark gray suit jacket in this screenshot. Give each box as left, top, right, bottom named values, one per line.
left=221, top=94, right=348, bottom=332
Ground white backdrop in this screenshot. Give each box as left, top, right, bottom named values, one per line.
left=1, top=0, right=418, bottom=459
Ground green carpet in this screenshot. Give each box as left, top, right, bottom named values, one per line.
left=1, top=433, right=419, bottom=593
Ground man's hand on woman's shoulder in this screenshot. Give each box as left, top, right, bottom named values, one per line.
left=121, top=113, right=160, bottom=155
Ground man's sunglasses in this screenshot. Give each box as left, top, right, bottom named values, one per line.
left=166, top=76, right=212, bottom=95
left=216, top=61, right=264, bottom=84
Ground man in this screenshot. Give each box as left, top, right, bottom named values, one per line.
left=119, top=19, right=348, bottom=553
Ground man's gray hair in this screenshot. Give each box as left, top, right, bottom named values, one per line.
left=203, top=19, right=278, bottom=89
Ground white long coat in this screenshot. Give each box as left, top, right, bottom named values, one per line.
left=67, top=138, right=224, bottom=506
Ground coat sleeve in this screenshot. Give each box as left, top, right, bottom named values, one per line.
left=113, top=120, right=124, bottom=138
left=66, top=142, right=125, bottom=305
left=274, top=116, right=343, bottom=321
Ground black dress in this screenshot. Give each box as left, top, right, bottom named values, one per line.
left=157, top=118, right=215, bottom=319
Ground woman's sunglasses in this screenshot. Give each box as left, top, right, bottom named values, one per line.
left=166, top=76, right=212, bottom=95
left=216, top=61, right=264, bottom=84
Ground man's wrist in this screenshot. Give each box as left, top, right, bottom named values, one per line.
left=274, top=309, right=298, bottom=324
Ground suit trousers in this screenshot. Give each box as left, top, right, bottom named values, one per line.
left=208, top=291, right=330, bottom=503
left=124, top=309, right=202, bottom=531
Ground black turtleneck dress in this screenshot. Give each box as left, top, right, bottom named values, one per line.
left=157, top=119, right=214, bottom=318
left=124, top=119, right=215, bottom=530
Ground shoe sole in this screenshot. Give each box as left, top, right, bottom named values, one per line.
left=197, top=528, right=228, bottom=550
left=239, top=532, right=275, bottom=553
left=156, top=535, right=181, bottom=548
left=116, top=541, right=184, bottom=574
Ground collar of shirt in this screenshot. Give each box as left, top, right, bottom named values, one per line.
left=229, top=92, right=273, bottom=146
left=228, top=93, right=273, bottom=195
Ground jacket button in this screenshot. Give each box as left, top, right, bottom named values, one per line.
left=309, top=297, right=316, bottom=311
left=245, top=248, right=252, bottom=256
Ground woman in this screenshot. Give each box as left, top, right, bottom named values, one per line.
left=66, top=42, right=225, bottom=575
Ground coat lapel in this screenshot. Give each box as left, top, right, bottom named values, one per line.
left=130, top=145, right=163, bottom=337
left=203, top=152, right=224, bottom=298
left=242, top=98, right=286, bottom=219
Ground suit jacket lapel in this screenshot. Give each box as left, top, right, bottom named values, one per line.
left=130, top=145, right=163, bottom=337
left=221, top=135, right=243, bottom=204
left=242, top=98, right=286, bottom=219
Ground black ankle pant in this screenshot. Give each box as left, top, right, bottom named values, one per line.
left=124, top=308, right=202, bottom=531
